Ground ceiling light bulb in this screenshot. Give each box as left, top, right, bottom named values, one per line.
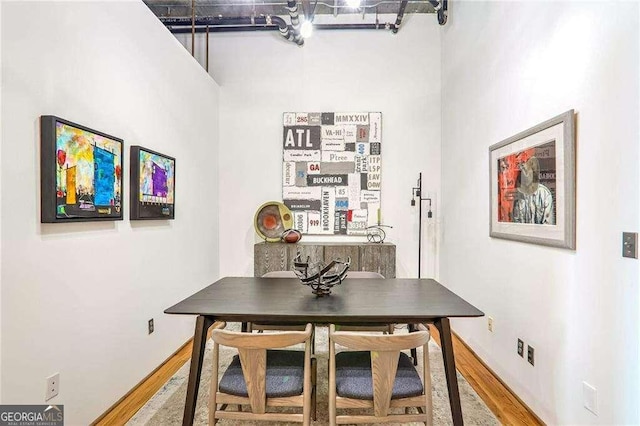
left=300, top=21, right=313, bottom=38
left=346, top=0, right=361, bottom=8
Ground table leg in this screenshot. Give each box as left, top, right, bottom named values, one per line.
left=182, top=315, right=214, bottom=426
left=408, top=324, right=418, bottom=365
left=434, top=317, right=463, bottom=425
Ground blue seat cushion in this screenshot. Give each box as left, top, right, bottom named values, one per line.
left=219, top=350, right=305, bottom=398
left=334, top=323, right=391, bottom=328
left=253, top=321, right=307, bottom=326
left=335, top=351, right=423, bottom=400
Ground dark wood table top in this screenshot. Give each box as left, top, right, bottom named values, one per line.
left=165, top=277, right=484, bottom=323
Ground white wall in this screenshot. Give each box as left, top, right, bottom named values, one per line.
left=441, top=1, right=639, bottom=424
left=178, top=15, right=442, bottom=278
left=0, top=0, right=3, bottom=403
left=1, top=1, right=219, bottom=424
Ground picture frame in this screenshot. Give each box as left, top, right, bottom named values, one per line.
left=282, top=111, right=382, bottom=235
left=489, top=110, right=576, bottom=249
left=40, top=115, right=124, bottom=223
left=130, top=146, right=175, bottom=220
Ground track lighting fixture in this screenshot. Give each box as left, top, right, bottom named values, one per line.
left=300, top=20, right=313, bottom=38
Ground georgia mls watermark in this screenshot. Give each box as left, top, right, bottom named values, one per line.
left=0, top=405, right=63, bottom=426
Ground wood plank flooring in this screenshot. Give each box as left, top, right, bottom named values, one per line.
left=92, top=339, right=194, bottom=426
left=94, top=326, right=544, bottom=425
left=429, top=326, right=544, bottom=426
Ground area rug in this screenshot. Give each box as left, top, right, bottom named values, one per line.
left=128, top=324, right=499, bottom=425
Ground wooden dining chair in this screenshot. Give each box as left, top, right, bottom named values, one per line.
left=334, top=271, right=394, bottom=334
left=341, top=272, right=422, bottom=365
left=209, top=323, right=317, bottom=425
left=328, top=324, right=433, bottom=426
left=249, top=271, right=309, bottom=331
left=248, top=271, right=316, bottom=352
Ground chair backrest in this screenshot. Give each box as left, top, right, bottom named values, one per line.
left=262, top=270, right=297, bottom=278
left=263, top=270, right=384, bottom=279
left=346, top=271, right=385, bottom=279
left=329, top=324, right=430, bottom=417
left=212, top=324, right=312, bottom=349
left=211, top=324, right=313, bottom=414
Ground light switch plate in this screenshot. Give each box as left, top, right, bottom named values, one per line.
left=623, top=232, right=638, bottom=259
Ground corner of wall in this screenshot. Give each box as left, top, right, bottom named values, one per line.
left=0, top=1, right=219, bottom=422
left=440, top=2, right=640, bottom=424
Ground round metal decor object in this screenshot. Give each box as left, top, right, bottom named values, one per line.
left=254, top=201, right=294, bottom=242
left=366, top=224, right=393, bottom=243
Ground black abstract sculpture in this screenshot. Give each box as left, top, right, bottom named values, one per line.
left=293, top=252, right=351, bottom=297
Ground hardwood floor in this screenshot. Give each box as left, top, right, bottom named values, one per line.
left=429, top=326, right=544, bottom=426
left=94, top=326, right=543, bottom=425
left=92, top=338, right=194, bottom=426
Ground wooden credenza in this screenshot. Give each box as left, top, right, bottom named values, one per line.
left=254, top=242, right=396, bottom=278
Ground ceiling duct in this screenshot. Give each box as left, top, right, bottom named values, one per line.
left=164, top=16, right=303, bottom=44
left=145, top=0, right=439, bottom=17
left=391, top=0, right=407, bottom=34
left=152, top=0, right=448, bottom=46
left=285, top=0, right=304, bottom=45
left=165, top=16, right=401, bottom=33
left=428, top=0, right=447, bottom=25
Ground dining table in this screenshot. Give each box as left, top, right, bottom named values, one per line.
left=165, top=276, right=484, bottom=425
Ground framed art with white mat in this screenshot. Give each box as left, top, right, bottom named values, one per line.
left=489, top=110, right=576, bottom=249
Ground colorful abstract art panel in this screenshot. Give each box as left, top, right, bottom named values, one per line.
left=282, top=112, right=382, bottom=235
left=40, top=116, right=124, bottom=223
left=130, top=146, right=175, bottom=220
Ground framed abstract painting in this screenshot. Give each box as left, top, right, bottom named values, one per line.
left=489, top=110, right=576, bottom=249
left=41, top=115, right=124, bottom=223
left=130, top=146, right=175, bottom=220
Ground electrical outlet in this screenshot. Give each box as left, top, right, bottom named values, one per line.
left=487, top=317, right=494, bottom=332
left=148, top=318, right=154, bottom=334
left=623, top=232, right=638, bottom=259
left=517, top=339, right=524, bottom=357
left=527, top=345, right=535, bottom=366
left=582, top=382, right=598, bottom=415
left=45, top=373, right=59, bottom=401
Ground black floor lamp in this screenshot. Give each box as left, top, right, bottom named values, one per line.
left=408, top=172, right=434, bottom=365
left=411, top=172, right=432, bottom=279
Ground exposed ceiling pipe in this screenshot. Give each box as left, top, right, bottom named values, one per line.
left=206, top=25, right=210, bottom=71
left=168, top=20, right=399, bottom=33
left=428, top=0, right=447, bottom=25
left=285, top=0, right=304, bottom=45
left=172, top=26, right=280, bottom=33
left=312, top=23, right=393, bottom=30
left=152, top=0, right=435, bottom=13
left=163, top=16, right=304, bottom=45
left=271, top=15, right=305, bottom=45
left=191, top=0, right=195, bottom=55
left=391, top=0, right=408, bottom=34
left=439, top=0, right=447, bottom=25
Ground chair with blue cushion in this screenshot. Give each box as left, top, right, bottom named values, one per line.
left=328, top=324, right=433, bottom=425
left=209, top=323, right=317, bottom=425
left=334, top=271, right=394, bottom=334
left=249, top=271, right=317, bottom=353
left=249, top=270, right=312, bottom=332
